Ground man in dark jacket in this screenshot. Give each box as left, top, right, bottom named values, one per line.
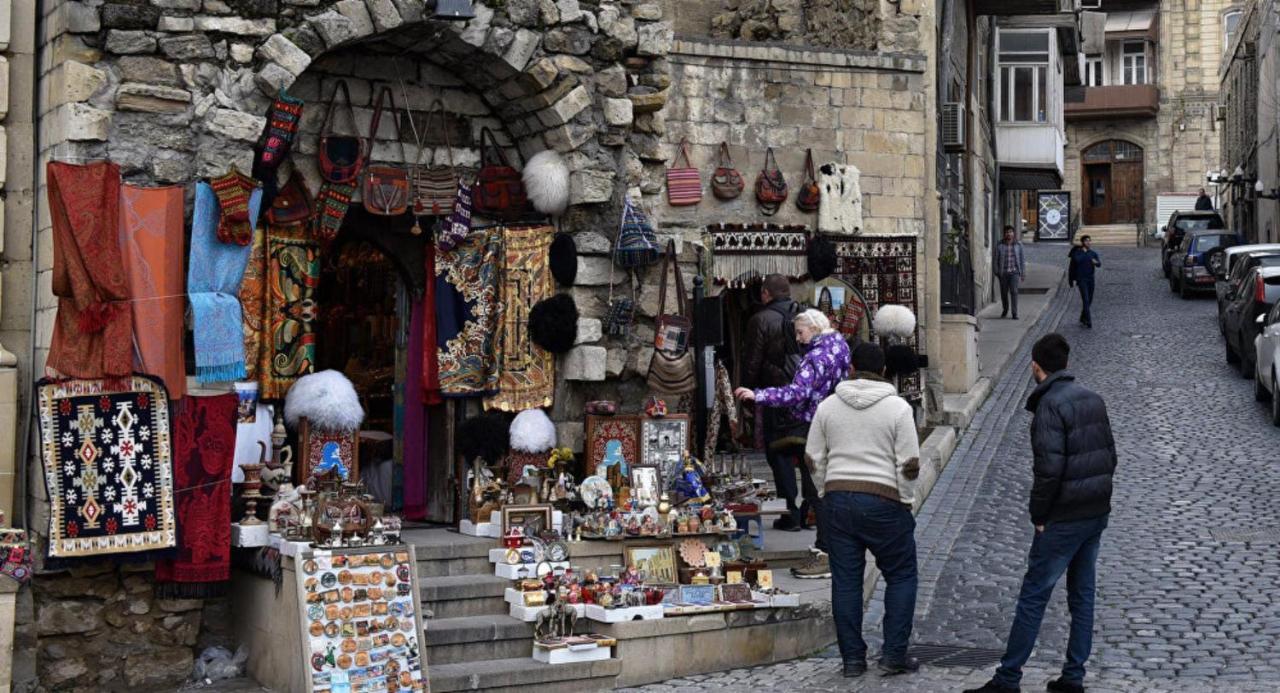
left=743, top=274, right=805, bottom=531
left=1195, top=187, right=1214, bottom=210
left=966, top=334, right=1116, bottom=693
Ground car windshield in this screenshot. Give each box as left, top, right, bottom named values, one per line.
left=1192, top=234, right=1236, bottom=252
left=1176, top=217, right=1226, bottom=232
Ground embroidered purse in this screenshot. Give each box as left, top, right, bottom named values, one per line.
left=604, top=297, right=635, bottom=337
left=437, top=179, right=474, bottom=251
left=268, top=173, right=313, bottom=225
left=255, top=90, right=304, bottom=172
left=361, top=87, right=411, bottom=217
left=411, top=99, right=460, bottom=216
left=666, top=138, right=702, bottom=206
left=615, top=197, right=660, bottom=268
left=711, top=142, right=744, bottom=200
left=647, top=347, right=696, bottom=394
left=796, top=149, right=821, bottom=213
left=318, top=80, right=365, bottom=185
left=313, top=182, right=356, bottom=243
left=653, top=240, right=692, bottom=356
left=473, top=127, right=529, bottom=220
left=755, top=147, right=788, bottom=216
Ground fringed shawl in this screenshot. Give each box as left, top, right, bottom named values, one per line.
left=188, top=182, right=262, bottom=383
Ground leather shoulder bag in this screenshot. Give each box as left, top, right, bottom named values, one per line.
left=269, top=172, right=313, bottom=225
left=318, top=80, right=366, bottom=185
left=362, top=87, right=411, bottom=217
left=711, top=142, right=744, bottom=200
left=755, top=147, right=788, bottom=216
left=473, top=127, right=529, bottom=220
left=647, top=241, right=696, bottom=395
left=796, top=148, right=821, bottom=213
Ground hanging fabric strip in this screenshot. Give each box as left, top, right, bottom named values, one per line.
left=483, top=225, right=555, bottom=412
left=188, top=182, right=261, bottom=383
left=119, top=183, right=187, bottom=399
left=258, top=222, right=320, bottom=400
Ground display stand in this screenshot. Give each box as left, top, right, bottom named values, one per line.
left=533, top=645, right=612, bottom=665
left=584, top=604, right=664, bottom=622
left=232, top=522, right=271, bottom=547
left=495, top=561, right=569, bottom=580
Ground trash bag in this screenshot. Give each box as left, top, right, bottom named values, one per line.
left=192, top=645, right=248, bottom=683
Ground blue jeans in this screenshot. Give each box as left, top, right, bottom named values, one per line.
left=994, top=515, right=1108, bottom=688
left=824, top=491, right=918, bottom=665
left=1077, top=277, right=1095, bottom=324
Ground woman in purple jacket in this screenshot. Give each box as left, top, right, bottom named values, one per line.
left=735, top=308, right=851, bottom=578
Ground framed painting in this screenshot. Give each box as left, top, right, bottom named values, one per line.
left=500, top=504, right=553, bottom=537
left=298, top=418, right=360, bottom=483
left=678, top=584, right=715, bottom=606
left=624, top=543, right=679, bottom=584
left=586, top=415, right=641, bottom=490
left=640, top=415, right=690, bottom=485
left=629, top=466, right=662, bottom=507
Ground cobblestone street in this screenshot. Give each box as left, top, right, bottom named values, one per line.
left=626, top=245, right=1280, bottom=692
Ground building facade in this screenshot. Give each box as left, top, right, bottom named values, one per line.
left=1221, top=0, right=1272, bottom=243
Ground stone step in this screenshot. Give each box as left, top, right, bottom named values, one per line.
left=428, top=656, right=622, bottom=693
left=424, top=613, right=534, bottom=665
left=405, top=528, right=495, bottom=577
left=1079, top=225, right=1138, bottom=246
left=421, top=574, right=510, bottom=619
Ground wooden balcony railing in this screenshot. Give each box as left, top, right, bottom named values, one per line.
left=1064, top=84, right=1159, bottom=120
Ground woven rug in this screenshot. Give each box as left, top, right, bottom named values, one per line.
left=37, top=376, right=177, bottom=561
left=829, top=235, right=923, bottom=403
left=156, top=393, right=237, bottom=597
left=705, top=223, right=809, bottom=288
left=436, top=227, right=501, bottom=397
left=120, top=184, right=187, bottom=399
left=484, top=225, right=555, bottom=412
left=258, top=222, right=320, bottom=400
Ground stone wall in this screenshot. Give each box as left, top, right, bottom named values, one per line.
left=1064, top=118, right=1161, bottom=227
left=669, top=0, right=924, bottom=55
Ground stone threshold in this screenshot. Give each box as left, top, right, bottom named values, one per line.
left=672, top=37, right=928, bottom=74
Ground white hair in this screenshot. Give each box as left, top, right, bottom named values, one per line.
left=795, top=309, right=835, bottom=335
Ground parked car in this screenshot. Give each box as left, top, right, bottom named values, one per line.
left=1223, top=266, right=1280, bottom=378
left=1161, top=210, right=1228, bottom=278
left=1252, top=300, right=1280, bottom=424
left=1217, top=249, right=1280, bottom=334
left=1169, top=229, right=1242, bottom=298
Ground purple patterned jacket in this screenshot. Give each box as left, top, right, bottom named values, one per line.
left=753, top=332, right=852, bottom=423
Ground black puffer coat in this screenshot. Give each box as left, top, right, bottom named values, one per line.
left=1025, top=370, right=1117, bottom=525
left=743, top=298, right=799, bottom=389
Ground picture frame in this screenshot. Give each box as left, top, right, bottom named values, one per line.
left=500, top=504, right=553, bottom=538
left=640, top=415, right=690, bottom=483
left=678, top=584, right=715, bottom=606
left=585, top=415, right=642, bottom=490
left=719, top=582, right=753, bottom=603
left=623, top=543, right=679, bottom=584
left=629, top=466, right=662, bottom=508
left=298, top=417, right=361, bottom=483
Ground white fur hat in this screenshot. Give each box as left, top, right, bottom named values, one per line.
left=509, top=408, right=557, bottom=453
left=523, top=150, right=570, bottom=216
left=873, top=304, right=917, bottom=339
left=284, top=370, right=365, bottom=433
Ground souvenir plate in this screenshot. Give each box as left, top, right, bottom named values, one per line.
left=579, top=475, right=613, bottom=509
left=545, top=541, right=569, bottom=563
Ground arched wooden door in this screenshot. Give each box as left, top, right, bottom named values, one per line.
left=1082, top=140, right=1144, bottom=225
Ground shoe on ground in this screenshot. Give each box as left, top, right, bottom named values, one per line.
left=1001, top=309, right=1008, bottom=318
left=791, top=553, right=831, bottom=579
left=1012, top=314, right=1019, bottom=319
left=1046, top=678, right=1083, bottom=693
left=963, top=681, right=1020, bottom=693
left=878, top=656, right=920, bottom=676
left=772, top=516, right=802, bottom=532
left=843, top=660, right=867, bottom=678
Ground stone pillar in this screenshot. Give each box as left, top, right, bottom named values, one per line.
left=919, top=0, right=944, bottom=421
left=939, top=313, right=979, bottom=393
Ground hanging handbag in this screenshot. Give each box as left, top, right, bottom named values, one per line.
left=711, top=142, right=744, bottom=200
left=362, top=87, right=411, bottom=217
left=437, top=179, right=474, bottom=251
left=646, top=348, right=696, bottom=395
left=413, top=100, right=459, bottom=216
left=666, top=138, right=702, bottom=206
left=473, top=127, right=529, bottom=220
left=318, top=80, right=365, bottom=185
left=653, top=240, right=692, bottom=356
left=615, top=197, right=660, bottom=268
left=268, top=172, right=313, bottom=225
left=796, top=149, right=821, bottom=213
left=755, top=147, right=788, bottom=216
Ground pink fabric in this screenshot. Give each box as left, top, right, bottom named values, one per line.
left=402, top=300, right=428, bottom=520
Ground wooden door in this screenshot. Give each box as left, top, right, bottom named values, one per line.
left=1083, top=164, right=1112, bottom=226
left=1111, top=161, right=1144, bottom=224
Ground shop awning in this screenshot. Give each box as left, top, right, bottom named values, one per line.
left=1000, top=168, right=1062, bottom=191
left=1105, top=10, right=1158, bottom=41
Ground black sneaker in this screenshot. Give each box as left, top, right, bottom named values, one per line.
left=772, top=516, right=802, bottom=532
left=877, top=656, right=920, bottom=676
left=963, top=682, right=1020, bottom=693
left=843, top=660, right=867, bottom=678
left=1046, top=678, right=1083, bottom=693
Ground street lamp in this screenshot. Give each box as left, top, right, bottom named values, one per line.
left=1256, top=179, right=1280, bottom=200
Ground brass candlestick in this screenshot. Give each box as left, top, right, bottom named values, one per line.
left=240, top=462, right=265, bottom=526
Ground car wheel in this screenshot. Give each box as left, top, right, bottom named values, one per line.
left=1170, top=275, right=1179, bottom=293
left=1271, top=372, right=1280, bottom=426
left=1205, top=247, right=1227, bottom=277
left=1180, top=280, right=1191, bottom=300
left=1241, top=334, right=1256, bottom=378
left=1256, top=364, right=1271, bottom=402
left=1227, top=338, right=1240, bottom=364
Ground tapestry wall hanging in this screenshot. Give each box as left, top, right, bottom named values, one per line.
left=259, top=222, right=320, bottom=400
left=38, top=376, right=177, bottom=561
left=585, top=415, right=641, bottom=490
left=704, top=224, right=809, bottom=288
left=828, top=235, right=923, bottom=402
left=436, top=227, right=501, bottom=397
left=120, top=183, right=187, bottom=400
left=484, top=225, right=555, bottom=412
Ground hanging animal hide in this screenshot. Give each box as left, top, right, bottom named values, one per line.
left=817, top=162, right=864, bottom=235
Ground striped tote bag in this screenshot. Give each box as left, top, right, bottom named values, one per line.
left=666, top=138, right=702, bottom=206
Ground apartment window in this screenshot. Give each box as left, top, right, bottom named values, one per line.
left=1224, top=10, right=1242, bottom=53
left=998, top=31, right=1050, bottom=123
left=1122, top=41, right=1147, bottom=85
left=1086, top=56, right=1104, bottom=86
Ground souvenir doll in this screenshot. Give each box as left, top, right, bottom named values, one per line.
left=625, top=515, right=641, bottom=536
left=622, top=564, right=641, bottom=586
left=675, top=455, right=710, bottom=503
left=640, top=514, right=658, bottom=536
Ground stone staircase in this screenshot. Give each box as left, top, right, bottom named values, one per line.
left=1079, top=223, right=1139, bottom=246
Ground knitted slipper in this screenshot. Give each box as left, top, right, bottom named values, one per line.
left=210, top=169, right=259, bottom=246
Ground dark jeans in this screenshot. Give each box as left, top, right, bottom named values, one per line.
left=998, top=272, right=1021, bottom=316
left=994, top=515, right=1108, bottom=688
left=824, top=491, right=918, bottom=665
left=1077, top=277, right=1095, bottom=324
left=766, top=444, right=826, bottom=551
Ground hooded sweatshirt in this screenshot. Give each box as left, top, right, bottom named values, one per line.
left=806, top=375, right=921, bottom=506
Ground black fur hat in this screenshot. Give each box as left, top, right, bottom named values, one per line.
left=550, top=232, right=578, bottom=287
left=884, top=344, right=920, bottom=378
left=529, top=294, right=579, bottom=354
left=807, top=235, right=837, bottom=281
left=457, top=411, right=511, bottom=464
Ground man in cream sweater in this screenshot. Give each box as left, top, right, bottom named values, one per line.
left=806, top=342, right=922, bottom=679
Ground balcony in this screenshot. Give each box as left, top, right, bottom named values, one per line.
left=996, top=124, right=1066, bottom=182
left=1064, top=84, right=1159, bottom=120
left=975, top=0, right=1076, bottom=16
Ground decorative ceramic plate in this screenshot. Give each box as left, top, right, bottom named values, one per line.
left=716, top=541, right=740, bottom=563
left=580, top=475, right=613, bottom=509
left=545, top=541, right=569, bottom=562
left=678, top=538, right=707, bottom=567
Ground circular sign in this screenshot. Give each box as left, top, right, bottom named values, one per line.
left=1046, top=209, right=1062, bottom=226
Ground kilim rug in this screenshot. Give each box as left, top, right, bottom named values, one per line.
left=37, top=376, right=177, bottom=561
left=829, top=235, right=923, bottom=403
left=258, top=222, right=320, bottom=400
left=436, top=227, right=501, bottom=397
left=704, top=223, right=809, bottom=287
left=156, top=393, right=237, bottom=597
left=120, top=184, right=186, bottom=400
left=484, top=225, right=555, bottom=412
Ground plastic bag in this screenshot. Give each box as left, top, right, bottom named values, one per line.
left=191, top=645, right=248, bottom=683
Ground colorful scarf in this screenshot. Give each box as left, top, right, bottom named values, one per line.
left=436, top=227, right=501, bottom=397
left=484, top=225, right=555, bottom=412
left=313, top=181, right=356, bottom=243
left=421, top=243, right=442, bottom=405
left=120, top=184, right=187, bottom=399
left=189, top=182, right=261, bottom=383
left=156, top=393, right=237, bottom=597
left=210, top=169, right=260, bottom=246
left=258, top=222, right=319, bottom=399
left=255, top=90, right=304, bottom=172
left=47, top=161, right=133, bottom=379
left=37, top=375, right=177, bottom=562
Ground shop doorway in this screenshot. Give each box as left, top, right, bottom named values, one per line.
left=1081, top=140, right=1144, bottom=225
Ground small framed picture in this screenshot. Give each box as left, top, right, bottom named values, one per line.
left=629, top=466, right=662, bottom=507
left=720, top=583, right=752, bottom=603
left=641, top=415, right=690, bottom=482
left=586, top=415, right=642, bottom=489
left=678, top=584, right=715, bottom=606
left=501, top=504, right=553, bottom=537
left=756, top=569, right=774, bottom=590
left=624, top=543, right=679, bottom=584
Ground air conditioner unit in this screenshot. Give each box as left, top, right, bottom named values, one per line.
left=942, top=102, right=965, bottom=152
left=1080, top=0, right=1101, bottom=8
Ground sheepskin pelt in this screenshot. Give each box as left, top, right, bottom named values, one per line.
left=873, top=304, right=917, bottom=339
left=550, top=232, right=578, bottom=286
left=458, top=411, right=511, bottom=464
left=885, top=344, right=920, bottom=378
left=523, top=150, right=570, bottom=216
left=509, top=408, right=556, bottom=453
left=284, top=370, right=365, bottom=433
left=807, top=235, right=837, bottom=281
left=817, top=162, right=863, bottom=235
left=529, top=294, right=579, bottom=354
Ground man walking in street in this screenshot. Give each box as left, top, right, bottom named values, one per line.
left=1069, top=236, right=1101, bottom=328
left=1195, top=187, right=1214, bottom=210
left=807, top=342, right=921, bottom=679
left=998, top=225, right=1026, bottom=319
left=965, top=334, right=1117, bottom=693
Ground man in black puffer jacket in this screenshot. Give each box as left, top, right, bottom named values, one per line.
left=966, top=334, right=1116, bottom=693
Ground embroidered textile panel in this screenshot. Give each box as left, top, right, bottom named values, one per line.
left=435, top=227, right=501, bottom=397
left=260, top=222, right=320, bottom=400
left=484, top=225, right=555, bottom=412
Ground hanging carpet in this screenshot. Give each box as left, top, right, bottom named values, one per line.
left=155, top=393, right=237, bottom=597
left=47, top=161, right=133, bottom=380
left=705, top=223, right=809, bottom=287
left=120, top=184, right=187, bottom=400
left=435, top=227, right=501, bottom=397
left=240, top=224, right=269, bottom=383
left=485, top=225, right=556, bottom=412
left=37, top=375, right=177, bottom=562
left=258, top=222, right=320, bottom=400
left=188, top=181, right=262, bottom=383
